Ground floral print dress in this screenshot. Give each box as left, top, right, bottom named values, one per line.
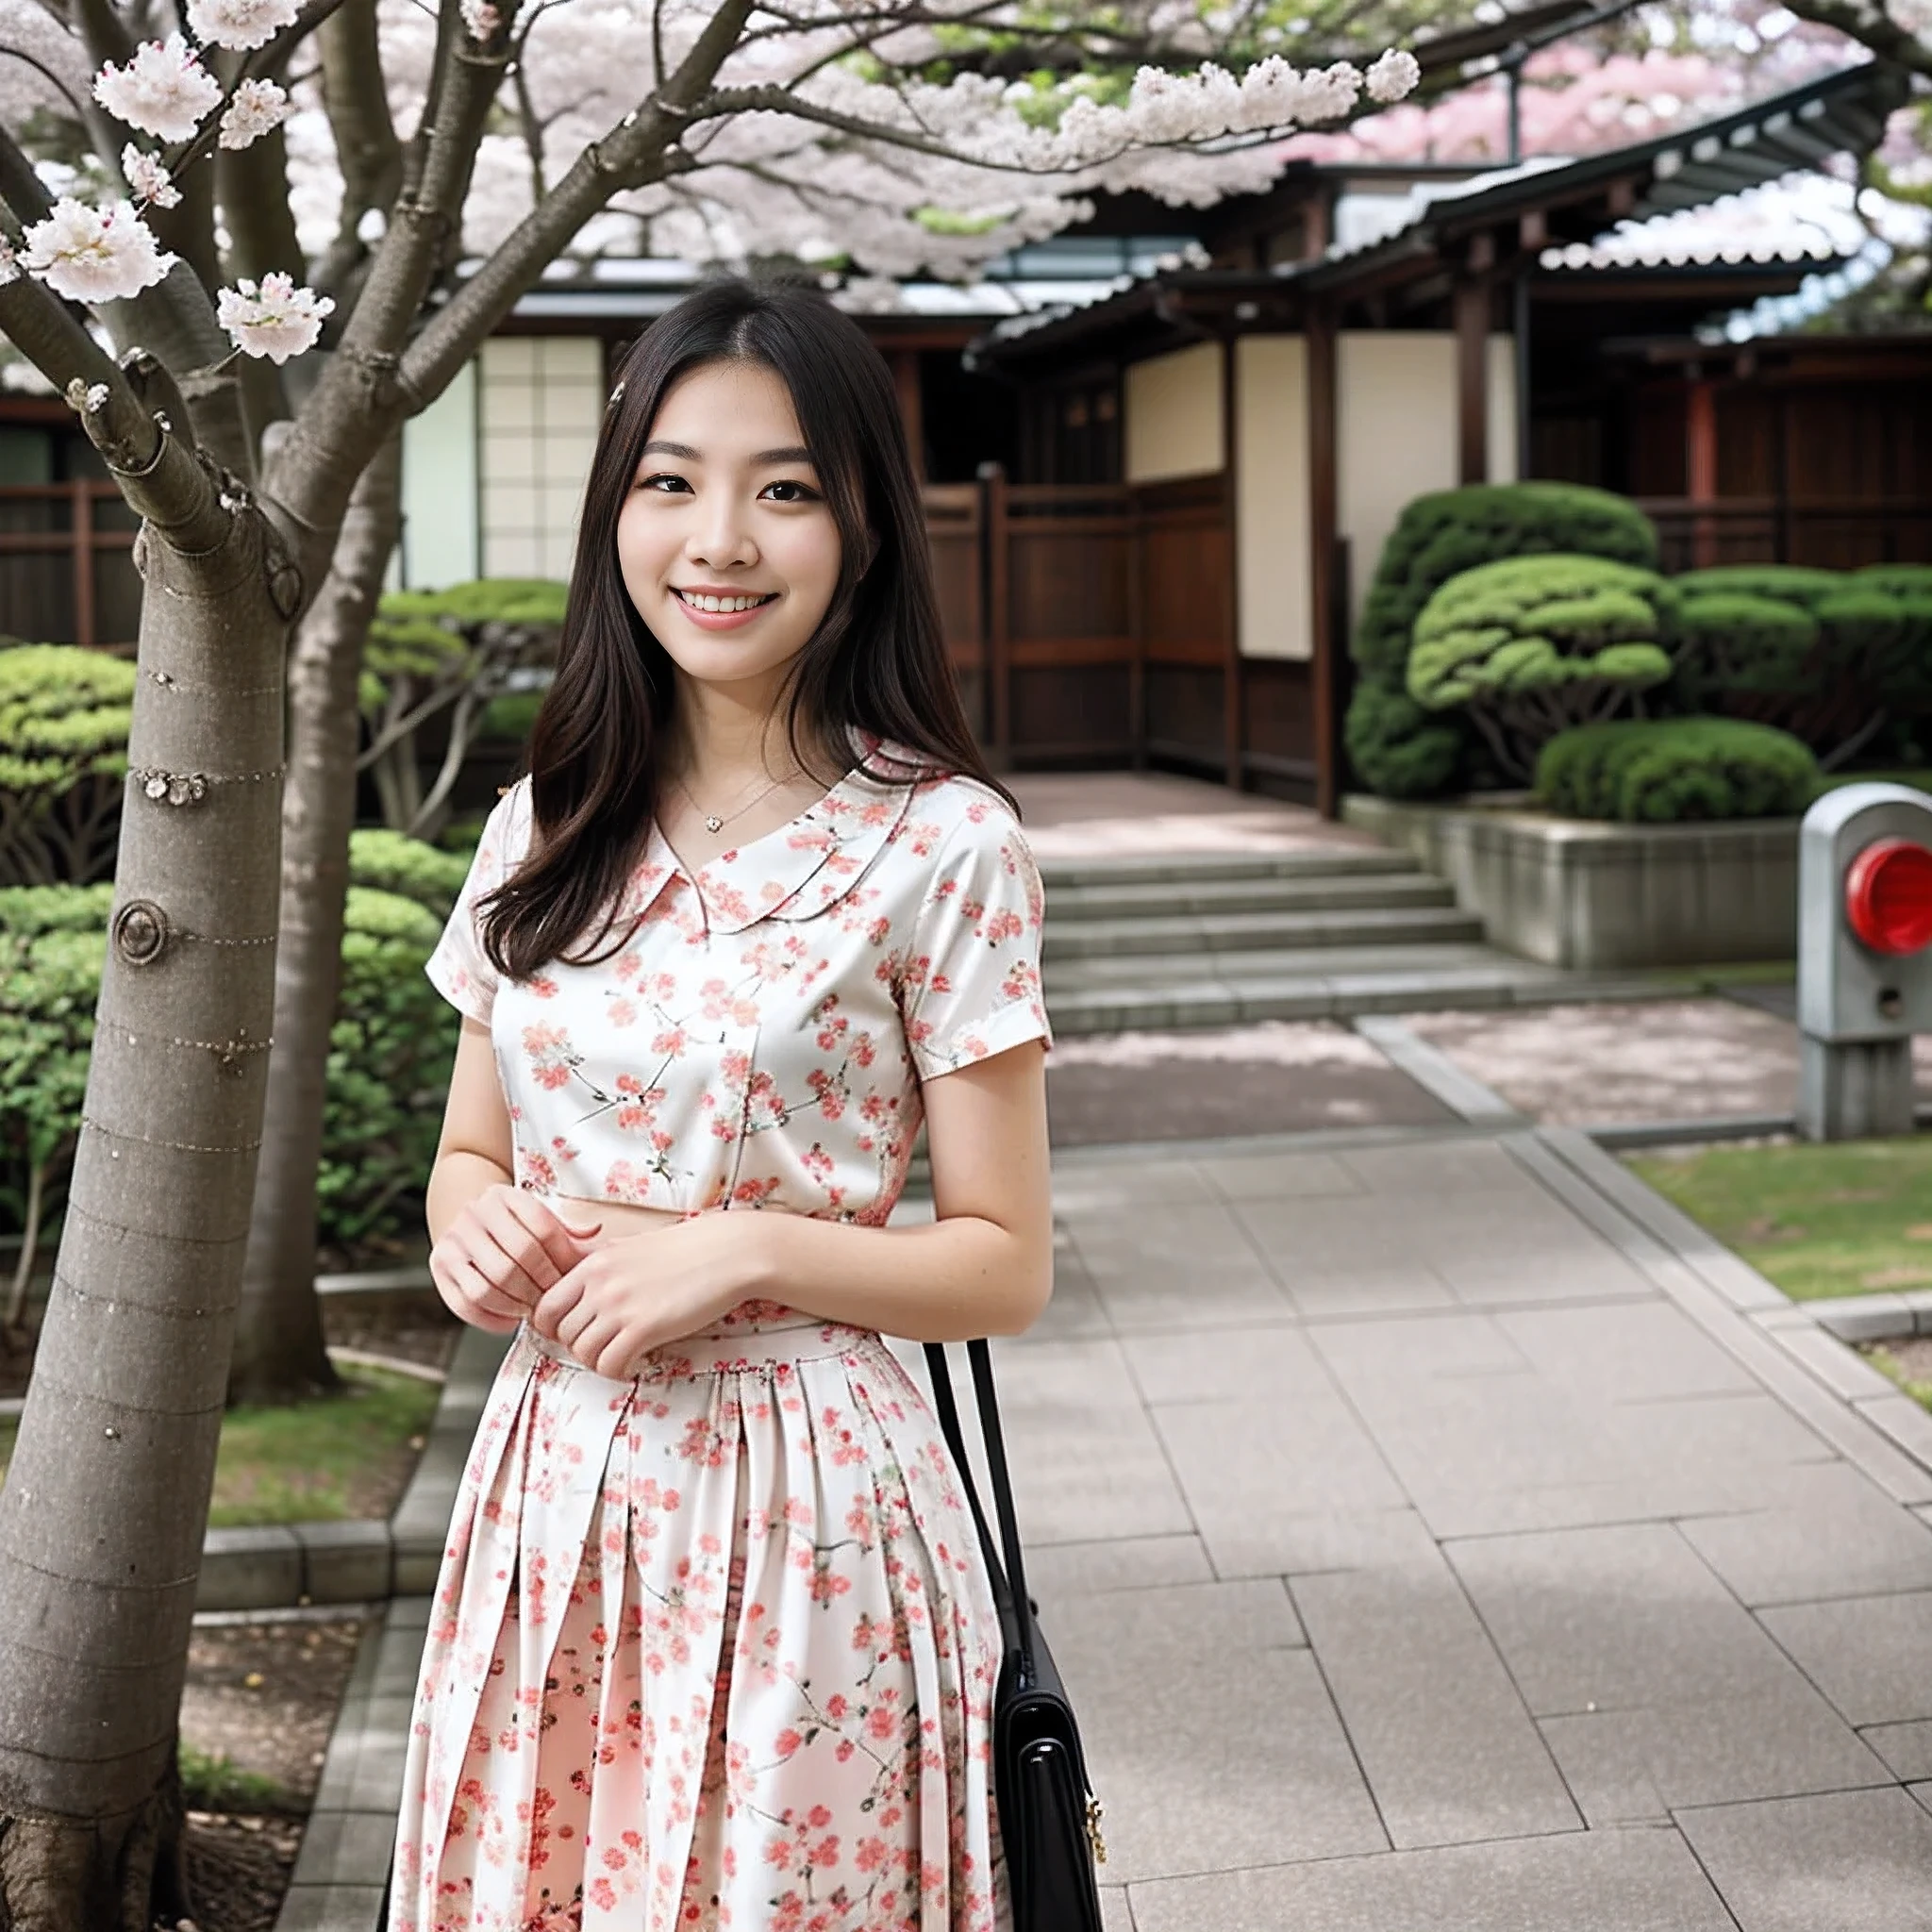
left=391, top=738, right=1052, bottom=1932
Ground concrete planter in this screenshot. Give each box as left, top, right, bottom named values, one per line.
left=1343, top=792, right=1799, bottom=971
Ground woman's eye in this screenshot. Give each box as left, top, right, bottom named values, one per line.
left=640, top=472, right=691, bottom=494
left=760, top=479, right=819, bottom=504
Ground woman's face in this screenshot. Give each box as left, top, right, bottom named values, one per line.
left=616, top=358, right=843, bottom=703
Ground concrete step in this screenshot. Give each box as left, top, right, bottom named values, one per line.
left=1037, top=849, right=1415, bottom=890
left=1047, top=870, right=1456, bottom=921
left=1042, top=903, right=1486, bottom=962
left=1043, top=943, right=1570, bottom=1035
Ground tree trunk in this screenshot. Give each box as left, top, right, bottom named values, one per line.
left=0, top=498, right=294, bottom=1927
left=227, top=439, right=403, bottom=1406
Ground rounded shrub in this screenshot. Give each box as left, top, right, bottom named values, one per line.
left=1343, top=678, right=1464, bottom=800
left=1407, top=555, right=1678, bottom=781
left=1675, top=591, right=1819, bottom=701
left=1673, top=565, right=1843, bottom=612
left=1344, top=482, right=1657, bottom=798
left=1537, top=717, right=1818, bottom=824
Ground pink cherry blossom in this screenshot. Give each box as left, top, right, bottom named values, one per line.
left=215, top=271, right=336, bottom=362
left=92, top=35, right=222, bottom=143
left=217, top=77, right=291, bottom=151
left=20, top=198, right=177, bottom=304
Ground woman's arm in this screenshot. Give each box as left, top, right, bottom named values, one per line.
left=428, top=1017, right=604, bottom=1329
left=530, top=1038, right=1053, bottom=1369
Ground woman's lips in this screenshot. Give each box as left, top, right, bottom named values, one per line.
left=671, top=587, right=779, bottom=632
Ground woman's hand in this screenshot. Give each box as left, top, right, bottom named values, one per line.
left=429, top=1185, right=604, bottom=1334
left=530, top=1211, right=764, bottom=1377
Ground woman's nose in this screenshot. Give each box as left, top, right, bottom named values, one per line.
left=686, top=494, right=757, bottom=571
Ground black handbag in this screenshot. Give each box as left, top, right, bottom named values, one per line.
left=924, top=1339, right=1108, bottom=1932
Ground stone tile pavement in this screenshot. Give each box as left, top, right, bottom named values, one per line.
left=921, top=1124, right=1932, bottom=1930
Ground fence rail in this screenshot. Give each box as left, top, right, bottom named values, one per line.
left=0, top=480, right=141, bottom=649
left=1633, top=496, right=1932, bottom=575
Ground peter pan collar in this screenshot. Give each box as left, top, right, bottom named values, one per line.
left=625, top=735, right=926, bottom=936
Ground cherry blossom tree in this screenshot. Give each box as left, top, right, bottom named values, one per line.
left=0, top=2, right=1424, bottom=1917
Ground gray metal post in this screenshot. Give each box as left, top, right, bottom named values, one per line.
left=1797, top=1035, right=1914, bottom=1141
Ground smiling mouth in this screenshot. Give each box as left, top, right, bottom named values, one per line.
left=674, top=589, right=779, bottom=614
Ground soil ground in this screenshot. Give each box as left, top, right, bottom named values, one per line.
left=177, top=1616, right=369, bottom=1932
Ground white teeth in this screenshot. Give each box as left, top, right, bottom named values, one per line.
left=681, top=591, right=768, bottom=613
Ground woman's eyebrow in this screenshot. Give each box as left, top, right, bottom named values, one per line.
left=639, top=440, right=815, bottom=465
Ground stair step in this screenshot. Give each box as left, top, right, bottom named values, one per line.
left=1047, top=872, right=1454, bottom=921
left=1042, top=904, right=1484, bottom=962
left=1044, top=938, right=1524, bottom=992
left=1037, top=849, right=1416, bottom=890
left=1044, top=953, right=1564, bottom=1034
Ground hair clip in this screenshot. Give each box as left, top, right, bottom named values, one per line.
left=607, top=378, right=626, bottom=408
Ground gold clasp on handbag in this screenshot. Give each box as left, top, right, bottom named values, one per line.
left=1085, top=1793, right=1108, bottom=1865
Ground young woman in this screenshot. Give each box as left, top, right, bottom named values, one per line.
left=388, top=277, right=1054, bottom=1931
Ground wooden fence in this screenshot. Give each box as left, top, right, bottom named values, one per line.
left=0, top=481, right=142, bottom=649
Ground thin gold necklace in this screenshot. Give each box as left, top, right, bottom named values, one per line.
left=676, top=766, right=802, bottom=837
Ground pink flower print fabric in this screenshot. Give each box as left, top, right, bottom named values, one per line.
left=397, top=741, right=1049, bottom=1927
left=387, top=1322, right=1009, bottom=1931
left=421, top=740, right=1052, bottom=1224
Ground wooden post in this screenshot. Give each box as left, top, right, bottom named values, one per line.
left=1687, top=376, right=1718, bottom=567
left=71, top=476, right=95, bottom=649
left=891, top=349, right=924, bottom=481
left=1307, top=304, right=1341, bottom=819
left=1455, top=258, right=1491, bottom=487
left=1222, top=333, right=1243, bottom=793
left=985, top=464, right=1011, bottom=762
left=1126, top=482, right=1147, bottom=772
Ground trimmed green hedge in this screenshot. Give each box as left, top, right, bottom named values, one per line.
left=1, top=837, right=463, bottom=1275
left=0, top=645, right=136, bottom=887
left=1669, top=564, right=1932, bottom=768
left=1345, top=483, right=1658, bottom=799
left=1538, top=716, right=1819, bottom=824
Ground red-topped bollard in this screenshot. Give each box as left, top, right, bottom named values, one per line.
left=1798, top=784, right=1932, bottom=1141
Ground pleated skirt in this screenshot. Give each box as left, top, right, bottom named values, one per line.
left=386, top=1310, right=1008, bottom=1932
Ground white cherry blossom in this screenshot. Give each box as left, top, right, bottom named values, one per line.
left=217, top=77, right=291, bottom=150
left=216, top=271, right=336, bottom=361
left=1367, top=49, right=1423, bottom=105
left=0, top=236, right=17, bottom=287
left=122, top=142, right=182, bottom=209
left=92, top=34, right=222, bottom=143
left=185, top=0, right=302, bottom=53
left=20, top=197, right=177, bottom=303
left=459, top=0, right=502, bottom=41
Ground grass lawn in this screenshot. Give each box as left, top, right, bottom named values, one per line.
left=0, top=1360, right=441, bottom=1525
left=1628, top=1135, right=1932, bottom=1303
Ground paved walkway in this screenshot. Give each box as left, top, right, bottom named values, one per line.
left=920, top=1124, right=1932, bottom=1931
left=1008, top=770, right=1382, bottom=860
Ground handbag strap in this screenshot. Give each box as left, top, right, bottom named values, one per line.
left=924, top=1339, right=1038, bottom=1682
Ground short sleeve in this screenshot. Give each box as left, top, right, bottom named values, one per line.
left=423, top=781, right=528, bottom=1025
left=900, top=802, right=1053, bottom=1080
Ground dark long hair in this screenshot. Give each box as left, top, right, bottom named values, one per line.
left=477, top=275, right=1008, bottom=981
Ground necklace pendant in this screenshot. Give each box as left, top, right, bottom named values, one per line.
left=705, top=814, right=723, bottom=834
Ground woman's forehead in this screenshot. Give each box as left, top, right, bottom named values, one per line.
left=648, top=359, right=807, bottom=455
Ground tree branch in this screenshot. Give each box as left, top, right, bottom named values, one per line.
left=1781, top=7, right=1929, bottom=80
left=386, top=0, right=755, bottom=439
left=310, top=0, right=402, bottom=296
left=0, top=271, right=227, bottom=548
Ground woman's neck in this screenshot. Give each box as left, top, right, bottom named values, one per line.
left=668, top=675, right=847, bottom=793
